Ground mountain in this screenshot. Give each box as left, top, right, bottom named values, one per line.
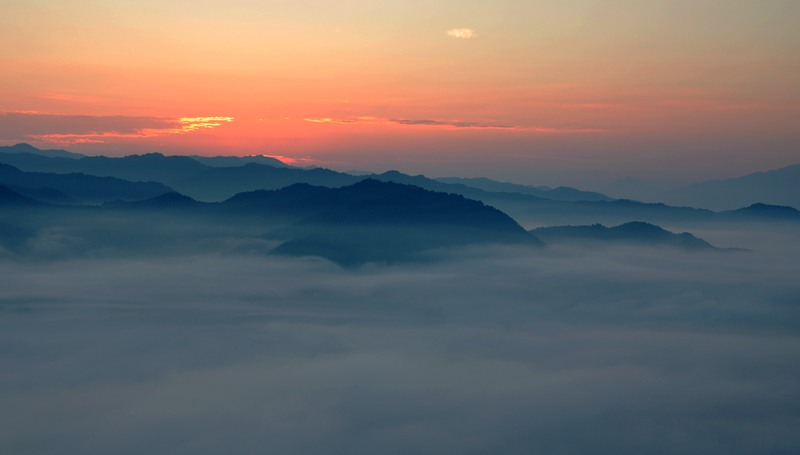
left=103, top=192, right=202, bottom=210
left=436, top=176, right=613, bottom=202
left=5, top=185, right=79, bottom=205
left=4, top=145, right=795, bottom=226
left=266, top=179, right=543, bottom=266
left=673, top=164, right=800, bottom=210
left=721, top=203, right=800, bottom=221
left=0, top=145, right=356, bottom=201
left=0, top=143, right=86, bottom=159
left=189, top=155, right=290, bottom=168
left=172, top=163, right=360, bottom=201
left=598, top=177, right=664, bottom=202
left=606, top=164, right=800, bottom=211
left=0, top=149, right=209, bottom=183
left=1, top=178, right=541, bottom=264
left=531, top=221, right=716, bottom=250
left=0, top=185, right=44, bottom=207
left=370, top=172, right=722, bottom=227
left=0, top=163, right=174, bottom=204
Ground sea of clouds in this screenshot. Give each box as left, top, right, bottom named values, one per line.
left=1, top=225, right=799, bottom=454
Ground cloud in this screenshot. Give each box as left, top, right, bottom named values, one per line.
left=303, top=116, right=380, bottom=125
left=303, top=116, right=604, bottom=133
left=447, top=28, right=477, bottom=39
left=391, top=118, right=514, bottom=129
left=0, top=112, right=233, bottom=145
left=1, top=223, right=799, bottom=453
left=265, top=155, right=316, bottom=166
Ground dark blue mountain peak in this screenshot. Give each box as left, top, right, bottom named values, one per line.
left=531, top=221, right=715, bottom=250
left=0, top=185, right=44, bottom=206
left=742, top=202, right=798, bottom=213
left=149, top=192, right=197, bottom=204
left=725, top=202, right=800, bottom=220
left=9, top=143, right=38, bottom=151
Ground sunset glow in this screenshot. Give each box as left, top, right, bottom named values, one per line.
left=0, top=0, right=798, bottom=185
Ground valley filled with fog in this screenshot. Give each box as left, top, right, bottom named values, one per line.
left=3, top=0, right=799, bottom=452
left=2, top=222, right=798, bottom=454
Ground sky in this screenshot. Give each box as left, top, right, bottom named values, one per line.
left=1, top=0, right=799, bottom=186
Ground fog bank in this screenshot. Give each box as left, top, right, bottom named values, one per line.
left=1, top=233, right=799, bottom=454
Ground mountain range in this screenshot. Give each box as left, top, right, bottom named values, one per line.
left=0, top=179, right=542, bottom=266
left=0, top=162, right=173, bottom=204
left=3, top=145, right=797, bottom=225
left=2, top=144, right=794, bottom=264
left=602, top=164, right=800, bottom=210
left=531, top=222, right=718, bottom=250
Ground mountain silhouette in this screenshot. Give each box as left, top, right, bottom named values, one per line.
left=5, top=185, right=79, bottom=205
left=173, top=163, right=360, bottom=200
left=0, top=143, right=86, bottom=159
left=0, top=185, right=44, bottom=207
left=189, top=154, right=290, bottom=168
left=0, top=145, right=345, bottom=201
left=0, top=162, right=174, bottom=204
left=531, top=221, right=716, bottom=250
left=601, top=164, right=800, bottom=210
left=103, top=192, right=202, bottom=210
left=0, top=148, right=208, bottom=184
left=435, top=176, right=613, bottom=202
left=267, top=179, right=543, bottom=266
left=1, top=178, right=542, bottom=264
left=663, top=164, right=800, bottom=210
left=4, top=145, right=795, bottom=227
left=721, top=203, right=800, bottom=221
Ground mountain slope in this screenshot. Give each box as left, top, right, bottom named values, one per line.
left=173, top=163, right=360, bottom=200
left=189, top=154, right=289, bottom=168
left=531, top=222, right=716, bottom=250
left=0, top=185, right=44, bottom=207
left=663, top=164, right=800, bottom=210
left=0, top=163, right=174, bottom=203
left=0, top=143, right=86, bottom=159
left=721, top=203, right=800, bottom=221
left=436, top=176, right=613, bottom=202
left=269, top=179, right=543, bottom=266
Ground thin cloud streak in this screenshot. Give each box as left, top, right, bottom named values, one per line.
left=0, top=112, right=233, bottom=145
left=303, top=116, right=604, bottom=133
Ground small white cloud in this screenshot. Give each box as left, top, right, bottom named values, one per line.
left=447, top=28, right=477, bottom=39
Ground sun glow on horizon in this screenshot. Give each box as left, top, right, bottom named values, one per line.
left=0, top=0, right=797, bottom=183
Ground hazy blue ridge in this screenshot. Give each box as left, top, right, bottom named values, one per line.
left=267, top=179, right=544, bottom=266
left=0, top=142, right=86, bottom=159
left=721, top=203, right=800, bottom=221
left=0, top=163, right=173, bottom=204
left=531, top=221, right=717, bottom=250
left=436, top=176, right=613, bottom=202
left=603, top=163, right=800, bottom=210
left=0, top=184, right=46, bottom=207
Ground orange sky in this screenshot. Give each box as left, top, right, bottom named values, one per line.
left=1, top=0, right=798, bottom=186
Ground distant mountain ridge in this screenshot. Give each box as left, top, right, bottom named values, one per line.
left=189, top=154, right=289, bottom=168
left=0, top=185, right=44, bottom=207
left=722, top=203, right=800, bottom=221
left=0, top=162, right=173, bottom=204
left=268, top=179, right=542, bottom=266
left=667, top=164, right=800, bottom=210
left=436, top=176, right=613, bottom=202
left=531, top=222, right=717, bottom=250
left=0, top=143, right=86, bottom=159
left=602, top=164, right=800, bottom=211
left=2, top=144, right=797, bottom=227
left=2, top=177, right=544, bottom=265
